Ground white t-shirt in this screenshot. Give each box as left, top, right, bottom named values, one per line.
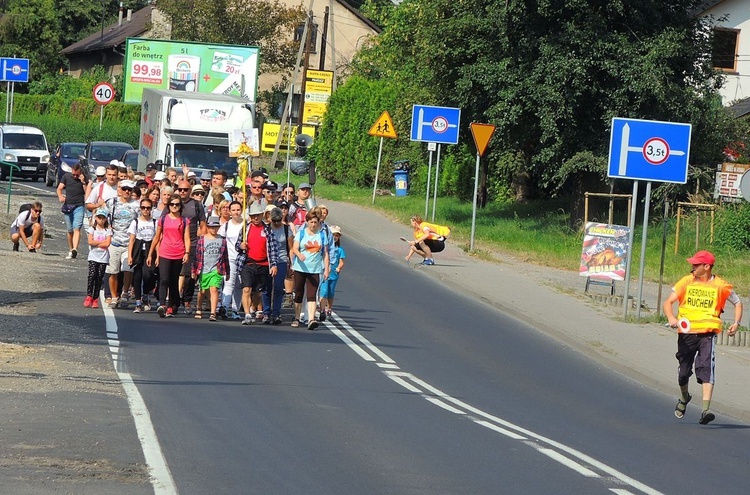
left=85, top=182, right=117, bottom=206
left=87, top=226, right=112, bottom=263
left=11, top=210, right=44, bottom=230
left=219, top=220, right=244, bottom=263
left=127, top=217, right=156, bottom=241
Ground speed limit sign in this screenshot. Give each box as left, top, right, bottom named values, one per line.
left=93, top=82, right=115, bottom=105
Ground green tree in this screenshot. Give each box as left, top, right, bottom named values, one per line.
left=0, top=0, right=64, bottom=77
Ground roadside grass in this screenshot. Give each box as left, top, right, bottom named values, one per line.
left=273, top=174, right=750, bottom=294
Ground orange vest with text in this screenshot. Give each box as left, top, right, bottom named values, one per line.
left=674, top=274, right=733, bottom=333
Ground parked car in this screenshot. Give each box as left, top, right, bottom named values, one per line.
left=46, top=142, right=86, bottom=187
left=0, top=124, right=50, bottom=182
left=121, top=149, right=139, bottom=171
left=80, top=141, right=134, bottom=176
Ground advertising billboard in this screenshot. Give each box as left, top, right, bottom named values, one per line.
left=302, top=69, right=333, bottom=125
left=123, top=38, right=260, bottom=104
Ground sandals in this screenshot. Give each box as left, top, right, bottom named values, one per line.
left=308, top=320, right=319, bottom=331
left=674, top=393, right=692, bottom=419
left=209, top=313, right=217, bottom=322
left=194, top=311, right=203, bottom=319
left=291, top=319, right=300, bottom=328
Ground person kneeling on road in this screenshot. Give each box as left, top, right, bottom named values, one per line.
left=10, top=202, right=44, bottom=252
left=405, top=214, right=445, bottom=266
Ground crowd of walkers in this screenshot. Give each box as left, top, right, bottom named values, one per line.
left=10, top=161, right=346, bottom=330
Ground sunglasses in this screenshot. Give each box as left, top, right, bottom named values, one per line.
left=121, top=187, right=133, bottom=191
left=169, top=203, right=181, bottom=207
left=140, top=206, right=152, bottom=210
left=193, top=191, right=205, bottom=196
left=177, top=188, right=191, bottom=192
left=32, top=209, right=42, bottom=213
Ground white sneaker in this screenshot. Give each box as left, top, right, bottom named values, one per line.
left=109, top=298, right=118, bottom=308
left=242, top=314, right=254, bottom=325
left=65, top=251, right=73, bottom=259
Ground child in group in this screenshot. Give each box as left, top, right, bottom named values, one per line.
left=85, top=208, right=112, bottom=308
left=319, top=225, right=345, bottom=321
left=191, top=216, right=229, bottom=321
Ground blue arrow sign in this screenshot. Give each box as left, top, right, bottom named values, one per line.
left=0, top=57, right=29, bottom=83
left=410, top=105, right=461, bottom=144
left=607, top=117, right=691, bottom=184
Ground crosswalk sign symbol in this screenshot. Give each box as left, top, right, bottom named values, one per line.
left=369, top=111, right=398, bottom=139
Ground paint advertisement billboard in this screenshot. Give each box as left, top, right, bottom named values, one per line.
left=123, top=38, right=260, bottom=104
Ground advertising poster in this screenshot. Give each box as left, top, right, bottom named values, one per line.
left=123, top=38, right=260, bottom=104
left=579, top=223, right=630, bottom=281
left=228, top=128, right=260, bottom=157
left=713, top=162, right=750, bottom=200
left=302, top=69, right=333, bottom=125
left=261, top=123, right=316, bottom=153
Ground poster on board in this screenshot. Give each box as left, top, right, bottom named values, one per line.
left=579, top=223, right=630, bottom=281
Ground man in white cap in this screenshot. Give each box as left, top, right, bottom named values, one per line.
left=103, top=179, right=139, bottom=308
left=236, top=202, right=279, bottom=325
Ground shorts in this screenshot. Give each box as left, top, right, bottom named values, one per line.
left=240, top=262, right=269, bottom=292
left=63, top=205, right=85, bottom=232
left=422, top=238, right=445, bottom=253
left=106, top=245, right=133, bottom=274
left=199, top=269, right=224, bottom=291
left=676, top=333, right=716, bottom=386
left=320, top=277, right=338, bottom=299
left=10, top=225, right=34, bottom=237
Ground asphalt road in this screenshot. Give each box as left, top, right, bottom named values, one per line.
left=4, top=179, right=750, bottom=494
left=113, top=239, right=750, bottom=494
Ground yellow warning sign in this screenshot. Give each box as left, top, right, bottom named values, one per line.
left=369, top=111, right=397, bottom=139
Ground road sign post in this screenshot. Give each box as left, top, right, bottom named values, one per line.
left=93, top=82, right=116, bottom=130
left=0, top=57, right=29, bottom=123
left=469, top=123, right=496, bottom=250
left=369, top=111, right=398, bottom=203
left=608, top=117, right=692, bottom=319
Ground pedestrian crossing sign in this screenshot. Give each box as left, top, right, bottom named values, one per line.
left=369, top=111, right=397, bottom=139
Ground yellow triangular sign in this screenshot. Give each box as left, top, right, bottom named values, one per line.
left=470, top=122, right=496, bottom=157
left=369, top=111, right=398, bottom=139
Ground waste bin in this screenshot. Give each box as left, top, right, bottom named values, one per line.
left=393, top=160, right=410, bottom=197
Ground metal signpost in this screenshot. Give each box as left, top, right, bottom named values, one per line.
left=0, top=57, right=29, bottom=123
left=608, top=117, right=691, bottom=319
left=369, top=110, right=398, bottom=203
left=93, top=82, right=116, bottom=130
left=410, top=105, right=460, bottom=219
left=469, top=123, right=496, bottom=250
left=425, top=142, right=436, bottom=217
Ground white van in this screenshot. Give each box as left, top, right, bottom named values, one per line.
left=0, top=124, right=50, bottom=181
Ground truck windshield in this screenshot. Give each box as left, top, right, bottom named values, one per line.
left=4, top=133, right=46, bottom=150
left=174, top=144, right=239, bottom=176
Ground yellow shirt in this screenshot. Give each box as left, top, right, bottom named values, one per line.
left=674, top=274, right=733, bottom=333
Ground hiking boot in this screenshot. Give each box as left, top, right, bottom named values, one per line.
left=307, top=320, right=319, bottom=331
left=12, top=241, right=19, bottom=252
left=699, top=410, right=716, bottom=425
left=217, top=306, right=227, bottom=320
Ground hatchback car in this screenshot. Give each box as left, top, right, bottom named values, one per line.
left=46, top=142, right=86, bottom=187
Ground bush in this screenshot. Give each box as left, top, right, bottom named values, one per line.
left=714, top=202, right=750, bottom=252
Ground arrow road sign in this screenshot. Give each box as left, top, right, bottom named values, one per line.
left=410, top=104, right=461, bottom=144
left=608, top=117, right=691, bottom=184
left=0, top=57, right=29, bottom=83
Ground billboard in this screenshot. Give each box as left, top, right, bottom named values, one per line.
left=123, top=38, right=260, bottom=104
left=302, top=69, right=333, bottom=125
left=579, top=223, right=630, bottom=281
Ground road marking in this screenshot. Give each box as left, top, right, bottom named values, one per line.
left=326, top=312, right=664, bottom=495
left=1, top=180, right=53, bottom=194
left=101, top=293, right=178, bottom=495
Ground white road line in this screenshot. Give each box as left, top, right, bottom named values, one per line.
left=376, top=363, right=400, bottom=369
left=325, top=324, right=376, bottom=361
left=330, top=316, right=664, bottom=495
left=610, top=490, right=636, bottom=495
left=536, top=448, right=600, bottom=478
left=3, top=180, right=52, bottom=194
left=102, top=296, right=178, bottom=495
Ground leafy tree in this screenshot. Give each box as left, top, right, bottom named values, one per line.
left=0, top=0, right=63, bottom=78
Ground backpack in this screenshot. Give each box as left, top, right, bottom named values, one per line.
left=19, top=203, right=32, bottom=214
left=159, top=213, right=188, bottom=235
left=292, top=204, right=306, bottom=226
left=433, top=224, right=451, bottom=239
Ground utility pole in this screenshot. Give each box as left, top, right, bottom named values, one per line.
left=319, top=7, right=329, bottom=71
left=297, top=10, right=314, bottom=133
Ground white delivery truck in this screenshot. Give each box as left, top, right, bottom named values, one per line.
left=137, top=89, right=255, bottom=174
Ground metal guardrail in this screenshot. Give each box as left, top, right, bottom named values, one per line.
left=2, top=160, right=20, bottom=213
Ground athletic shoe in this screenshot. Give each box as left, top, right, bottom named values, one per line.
left=319, top=309, right=326, bottom=322
left=272, top=316, right=282, bottom=325
left=282, top=293, right=293, bottom=308
left=255, top=310, right=263, bottom=319
left=133, top=304, right=143, bottom=313
left=109, top=298, right=118, bottom=308
left=261, top=314, right=270, bottom=324
left=91, top=299, right=99, bottom=309
left=326, top=309, right=332, bottom=319
left=157, top=305, right=166, bottom=318
left=699, top=410, right=716, bottom=425
left=12, top=242, right=19, bottom=252
left=117, top=298, right=128, bottom=309
left=183, top=303, right=194, bottom=315
left=166, top=307, right=174, bottom=318
left=242, top=314, right=253, bottom=325
left=231, top=311, right=242, bottom=321
left=217, top=306, right=227, bottom=320
left=71, top=249, right=77, bottom=259
left=308, top=320, right=319, bottom=331
left=83, top=296, right=93, bottom=307
left=420, top=258, right=435, bottom=266
left=143, top=303, right=151, bottom=312
left=66, top=250, right=73, bottom=259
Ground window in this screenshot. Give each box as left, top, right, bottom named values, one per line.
left=294, top=23, right=319, bottom=54
left=712, top=28, right=739, bottom=71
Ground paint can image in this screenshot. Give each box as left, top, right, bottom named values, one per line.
left=168, top=55, right=200, bottom=91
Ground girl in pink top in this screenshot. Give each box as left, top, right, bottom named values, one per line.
left=148, top=194, right=190, bottom=317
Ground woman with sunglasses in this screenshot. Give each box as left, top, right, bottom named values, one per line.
left=148, top=194, right=190, bottom=318
left=128, top=198, right=158, bottom=313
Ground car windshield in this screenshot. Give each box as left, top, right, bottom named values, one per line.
left=61, top=144, right=86, bottom=157
left=4, top=133, right=46, bottom=150
left=90, top=144, right=132, bottom=162
left=174, top=144, right=238, bottom=176
left=123, top=152, right=138, bottom=169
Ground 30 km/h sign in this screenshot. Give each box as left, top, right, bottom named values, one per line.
left=93, top=82, right=116, bottom=105
left=607, top=117, right=691, bottom=184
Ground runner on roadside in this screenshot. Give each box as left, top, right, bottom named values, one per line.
left=663, top=250, right=743, bottom=425
left=148, top=194, right=190, bottom=318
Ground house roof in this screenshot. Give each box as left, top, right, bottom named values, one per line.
left=728, top=97, right=750, bottom=118
left=338, top=0, right=381, bottom=33
left=61, top=6, right=153, bottom=55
